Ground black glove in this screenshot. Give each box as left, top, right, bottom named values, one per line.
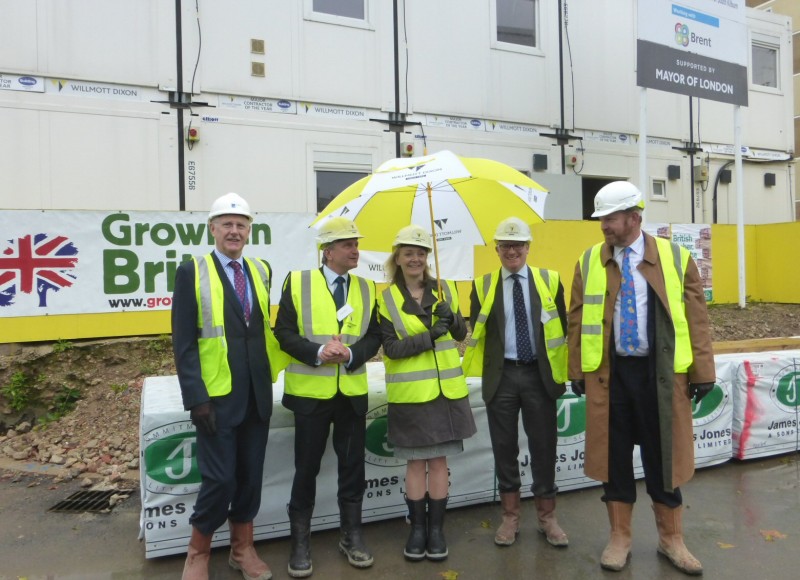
left=190, top=402, right=217, bottom=436
left=432, top=301, right=454, bottom=325
left=689, top=382, right=714, bottom=403
left=429, top=318, right=451, bottom=341
left=570, top=379, right=586, bottom=397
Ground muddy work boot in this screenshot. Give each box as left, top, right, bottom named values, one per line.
left=652, top=503, right=703, bottom=576
left=534, top=496, right=569, bottom=547
left=287, top=506, right=314, bottom=578
left=337, top=499, right=374, bottom=568
left=182, top=526, right=212, bottom=580
left=228, top=520, right=272, bottom=580
left=494, top=491, right=521, bottom=546
left=600, top=501, right=633, bottom=572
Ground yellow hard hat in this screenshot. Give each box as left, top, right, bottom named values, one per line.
left=316, top=217, right=363, bottom=246
left=494, top=217, right=532, bottom=242
left=393, top=224, right=432, bottom=250
left=591, top=181, right=645, bottom=217
left=208, top=192, right=252, bottom=221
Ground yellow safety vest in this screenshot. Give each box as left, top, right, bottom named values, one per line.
left=193, top=255, right=288, bottom=396
left=378, top=280, right=468, bottom=404
left=578, top=237, right=692, bottom=372
left=463, top=268, right=567, bottom=383
left=283, top=269, right=376, bottom=399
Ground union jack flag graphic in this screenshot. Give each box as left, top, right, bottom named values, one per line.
left=0, top=234, right=79, bottom=308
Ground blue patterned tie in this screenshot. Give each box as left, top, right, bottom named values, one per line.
left=620, top=247, right=639, bottom=353
left=512, top=274, right=534, bottom=363
left=333, top=276, right=345, bottom=310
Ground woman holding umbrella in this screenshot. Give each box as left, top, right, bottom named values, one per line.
left=377, top=224, right=477, bottom=562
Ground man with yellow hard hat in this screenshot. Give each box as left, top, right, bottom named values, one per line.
left=463, top=216, right=570, bottom=551
left=274, top=216, right=381, bottom=578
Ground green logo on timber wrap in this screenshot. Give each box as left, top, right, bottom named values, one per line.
left=143, top=421, right=201, bottom=495
left=364, top=404, right=404, bottom=467
left=771, top=366, right=800, bottom=413
left=557, top=393, right=585, bottom=444
left=692, top=383, right=728, bottom=425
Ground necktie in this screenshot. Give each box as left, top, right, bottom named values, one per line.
left=512, top=274, right=534, bottom=363
left=230, top=261, right=250, bottom=323
left=620, top=247, right=640, bottom=353
left=333, top=276, right=345, bottom=310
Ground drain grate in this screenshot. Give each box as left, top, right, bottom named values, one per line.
left=48, top=489, right=130, bottom=514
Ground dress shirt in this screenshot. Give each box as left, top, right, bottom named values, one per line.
left=501, top=266, right=537, bottom=361
left=318, top=265, right=353, bottom=366
left=214, top=249, right=252, bottom=317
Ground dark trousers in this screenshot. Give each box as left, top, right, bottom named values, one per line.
left=289, top=392, right=366, bottom=511
left=603, top=356, right=682, bottom=507
left=486, top=361, right=558, bottom=497
left=191, top=400, right=271, bottom=534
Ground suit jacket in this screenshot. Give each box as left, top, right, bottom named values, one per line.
left=567, top=232, right=715, bottom=489
left=171, top=253, right=273, bottom=426
left=470, top=265, right=568, bottom=404
left=274, top=267, right=382, bottom=416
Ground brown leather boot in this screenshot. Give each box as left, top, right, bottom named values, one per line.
left=494, top=491, right=521, bottom=546
left=600, top=501, right=633, bottom=571
left=228, top=520, right=273, bottom=580
left=182, top=526, right=212, bottom=580
left=534, top=496, right=569, bottom=547
left=652, top=503, right=703, bottom=575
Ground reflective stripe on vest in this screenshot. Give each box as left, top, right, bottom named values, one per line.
left=378, top=280, right=467, bottom=403
left=194, top=254, right=286, bottom=396
left=284, top=269, right=375, bottom=399
left=462, top=268, right=567, bottom=384
left=578, top=239, right=692, bottom=373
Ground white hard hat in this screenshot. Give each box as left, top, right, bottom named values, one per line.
left=208, top=192, right=252, bottom=221
left=393, top=224, right=432, bottom=250
left=316, top=217, right=363, bottom=246
left=591, top=182, right=645, bottom=218
left=494, top=217, right=532, bottom=242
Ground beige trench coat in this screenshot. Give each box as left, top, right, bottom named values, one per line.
left=567, top=233, right=715, bottom=491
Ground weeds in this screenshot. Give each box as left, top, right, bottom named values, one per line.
left=52, top=339, right=74, bottom=353
left=39, top=385, right=82, bottom=424
left=1, top=371, right=37, bottom=411
left=110, top=383, right=128, bottom=395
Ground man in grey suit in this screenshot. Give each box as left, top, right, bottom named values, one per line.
left=464, top=217, right=570, bottom=549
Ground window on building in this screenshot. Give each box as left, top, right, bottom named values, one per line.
left=316, top=170, right=367, bottom=213
left=651, top=179, right=667, bottom=202
left=312, top=0, right=364, bottom=20
left=495, top=0, right=537, bottom=48
left=752, top=40, right=779, bottom=88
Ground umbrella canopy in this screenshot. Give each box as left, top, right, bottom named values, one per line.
left=310, top=150, right=548, bottom=254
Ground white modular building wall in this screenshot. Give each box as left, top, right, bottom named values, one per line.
left=0, top=1, right=794, bottom=224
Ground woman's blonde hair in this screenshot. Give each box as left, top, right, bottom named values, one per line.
left=384, top=245, right=433, bottom=286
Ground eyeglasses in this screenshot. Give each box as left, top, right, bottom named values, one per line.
left=497, top=242, right=527, bottom=252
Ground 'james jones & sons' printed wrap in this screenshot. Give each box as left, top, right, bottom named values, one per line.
left=140, top=348, right=752, bottom=558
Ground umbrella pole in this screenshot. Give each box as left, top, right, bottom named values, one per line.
left=426, top=182, right=443, bottom=299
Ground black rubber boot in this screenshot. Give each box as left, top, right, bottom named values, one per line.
left=426, top=495, right=449, bottom=561
left=337, top=499, right=374, bottom=568
left=404, top=495, right=427, bottom=561
left=287, top=505, right=314, bottom=578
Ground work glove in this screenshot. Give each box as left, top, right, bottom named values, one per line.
left=689, top=382, right=714, bottom=403
left=190, top=402, right=217, bottom=436
left=570, top=379, right=586, bottom=397
left=429, top=318, right=451, bottom=342
left=432, top=301, right=454, bottom=325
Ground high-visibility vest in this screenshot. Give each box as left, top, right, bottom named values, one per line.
left=193, top=255, right=288, bottom=396
left=463, top=268, right=567, bottom=383
left=283, top=269, right=375, bottom=399
left=378, top=280, right=468, bottom=404
left=578, top=237, right=692, bottom=372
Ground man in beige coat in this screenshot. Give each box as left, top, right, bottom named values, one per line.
left=567, top=182, right=715, bottom=575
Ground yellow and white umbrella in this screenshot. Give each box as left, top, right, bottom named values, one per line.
left=311, top=149, right=548, bottom=287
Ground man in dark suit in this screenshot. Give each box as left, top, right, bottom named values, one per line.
left=464, top=217, right=569, bottom=550
left=172, top=192, right=285, bottom=580
left=274, top=217, right=381, bottom=578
